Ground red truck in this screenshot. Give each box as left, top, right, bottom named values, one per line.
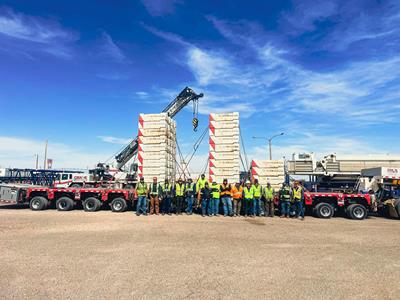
left=303, top=191, right=371, bottom=220
left=0, top=183, right=135, bottom=212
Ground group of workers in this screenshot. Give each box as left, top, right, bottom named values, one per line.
left=135, top=174, right=306, bottom=220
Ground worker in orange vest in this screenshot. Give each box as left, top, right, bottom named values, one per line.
left=232, top=182, right=243, bottom=217
left=220, top=179, right=233, bottom=217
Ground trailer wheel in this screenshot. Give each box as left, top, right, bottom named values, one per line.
left=83, top=197, right=101, bottom=212
left=395, top=199, right=400, bottom=219
left=56, top=197, right=74, bottom=211
left=346, top=204, right=367, bottom=220
left=314, top=202, right=334, bottom=219
left=30, top=196, right=48, bottom=211
left=111, top=197, right=127, bottom=212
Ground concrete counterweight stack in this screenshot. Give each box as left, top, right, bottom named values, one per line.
left=137, top=113, right=176, bottom=184
left=251, top=160, right=285, bottom=190
left=209, top=112, right=240, bottom=184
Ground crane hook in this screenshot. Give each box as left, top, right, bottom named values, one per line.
left=192, top=99, right=199, bottom=132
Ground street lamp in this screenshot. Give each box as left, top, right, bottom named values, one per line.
left=253, top=132, right=284, bottom=160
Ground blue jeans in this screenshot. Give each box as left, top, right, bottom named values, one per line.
left=137, top=195, right=147, bottom=215
left=202, top=197, right=210, bottom=216
left=162, top=196, right=171, bottom=214
left=295, top=201, right=304, bottom=218
left=254, top=197, right=262, bottom=216
left=185, top=195, right=194, bottom=214
left=222, top=196, right=233, bottom=216
left=212, top=198, right=220, bottom=215
left=244, top=198, right=253, bottom=216
left=281, top=201, right=290, bottom=216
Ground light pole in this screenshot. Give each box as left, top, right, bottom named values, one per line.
left=253, top=133, right=284, bottom=160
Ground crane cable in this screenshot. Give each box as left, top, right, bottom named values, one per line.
left=179, top=126, right=208, bottom=176
left=239, top=125, right=249, bottom=171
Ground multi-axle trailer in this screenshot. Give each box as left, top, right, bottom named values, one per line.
left=0, top=184, right=135, bottom=213
left=1, top=183, right=372, bottom=220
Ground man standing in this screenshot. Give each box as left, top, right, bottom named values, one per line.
left=292, top=181, right=305, bottom=220
left=243, top=181, right=254, bottom=217
left=280, top=183, right=291, bottom=218
left=232, top=182, right=243, bottom=216
left=136, top=177, right=148, bottom=216
left=263, top=182, right=275, bottom=217
left=210, top=181, right=220, bottom=216
left=252, top=179, right=262, bottom=216
left=149, top=177, right=162, bottom=215
left=201, top=181, right=212, bottom=217
left=220, top=179, right=233, bottom=217
left=161, top=179, right=173, bottom=216
left=196, top=174, right=207, bottom=208
left=185, top=178, right=195, bottom=215
left=174, top=178, right=185, bottom=215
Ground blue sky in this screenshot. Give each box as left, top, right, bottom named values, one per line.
left=0, top=0, right=400, bottom=170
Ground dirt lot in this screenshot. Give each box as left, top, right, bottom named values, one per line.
left=0, top=206, right=399, bottom=300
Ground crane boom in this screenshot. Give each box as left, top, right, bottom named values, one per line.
left=115, top=87, right=203, bottom=170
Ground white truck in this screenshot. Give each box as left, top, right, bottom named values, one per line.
left=359, top=167, right=400, bottom=219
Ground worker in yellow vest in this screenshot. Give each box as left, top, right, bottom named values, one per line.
left=174, top=178, right=185, bottom=215
left=293, top=181, right=305, bottom=220
left=210, top=181, right=220, bottom=216
left=251, top=179, right=262, bottom=216
left=263, top=182, right=275, bottom=217
left=243, top=181, right=254, bottom=217
left=220, top=179, right=233, bottom=216
left=149, top=177, right=162, bottom=215
left=185, top=178, right=196, bottom=215
left=232, top=182, right=243, bottom=216
left=136, top=177, right=148, bottom=216
left=196, top=174, right=207, bottom=208
left=161, top=179, right=173, bottom=215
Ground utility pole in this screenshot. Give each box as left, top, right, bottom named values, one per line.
left=43, top=140, right=48, bottom=170
left=253, top=133, right=284, bottom=160
left=35, top=154, right=39, bottom=169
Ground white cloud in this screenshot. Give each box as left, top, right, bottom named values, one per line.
left=97, top=31, right=130, bottom=63
left=96, top=72, right=130, bottom=80
left=135, top=91, right=149, bottom=98
left=0, top=136, right=108, bottom=169
left=98, top=136, right=131, bottom=145
left=0, top=6, right=78, bottom=59
left=141, top=0, right=181, bottom=16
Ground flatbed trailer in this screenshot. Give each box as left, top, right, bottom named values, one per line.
left=303, top=191, right=371, bottom=220
left=0, top=184, right=136, bottom=212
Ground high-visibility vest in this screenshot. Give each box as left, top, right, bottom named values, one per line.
left=220, top=184, right=232, bottom=197
left=252, top=184, right=262, bottom=198
left=162, top=184, right=172, bottom=193
left=243, top=186, right=253, bottom=199
left=185, top=183, right=195, bottom=192
left=149, top=183, right=160, bottom=196
left=293, top=186, right=302, bottom=201
left=175, top=183, right=185, bottom=196
left=232, top=185, right=243, bottom=199
left=211, top=183, right=220, bottom=199
left=281, top=187, right=291, bottom=201
left=264, top=187, right=274, bottom=200
left=196, top=178, right=207, bottom=191
left=136, top=182, right=147, bottom=196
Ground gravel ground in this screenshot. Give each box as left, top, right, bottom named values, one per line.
left=0, top=205, right=399, bottom=300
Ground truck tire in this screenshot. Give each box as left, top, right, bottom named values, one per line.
left=395, top=199, right=400, bottom=219
left=111, top=197, right=127, bottom=212
left=30, top=196, right=48, bottom=211
left=83, top=197, right=101, bottom=212
left=56, top=197, right=74, bottom=211
left=314, top=202, right=334, bottom=219
left=346, top=204, right=367, bottom=220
